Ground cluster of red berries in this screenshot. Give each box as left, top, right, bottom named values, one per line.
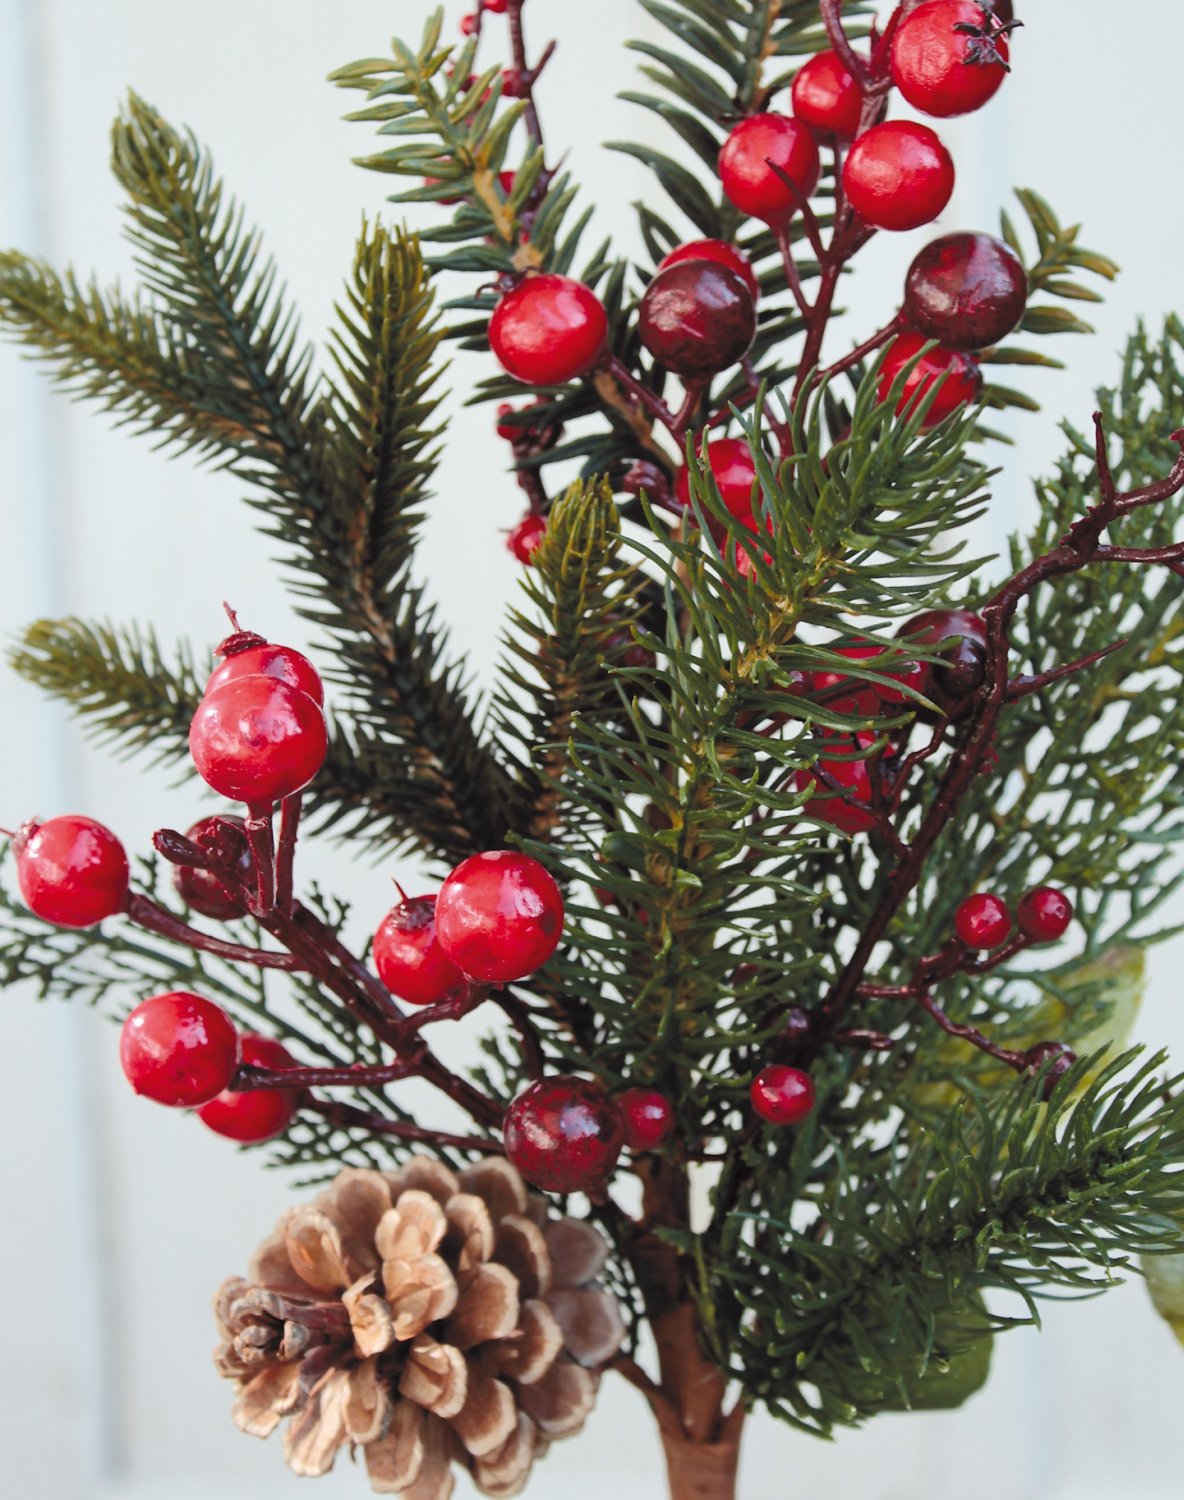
left=189, top=626, right=328, bottom=805
left=954, top=884, right=1074, bottom=950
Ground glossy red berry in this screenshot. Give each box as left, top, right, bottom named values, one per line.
left=197, top=1034, right=303, bottom=1142
left=718, top=113, right=821, bottom=225
left=1016, top=886, right=1073, bottom=943
left=905, top=233, right=1028, bottom=351
left=495, top=403, right=520, bottom=441
left=751, top=1065, right=816, bottom=1126
left=794, top=731, right=878, bottom=835
left=507, top=513, right=548, bottom=563
left=207, top=636, right=324, bottom=707
left=675, top=438, right=758, bottom=523
left=657, top=239, right=760, bottom=302
left=842, top=122, right=955, bottom=232
left=190, top=676, right=328, bottom=804
left=373, top=893, right=465, bottom=1007
left=955, top=892, right=1012, bottom=950
left=639, top=261, right=756, bottom=379
left=484, top=0, right=508, bottom=11
left=503, top=1075, right=624, bottom=1193
left=791, top=50, right=865, bottom=138
left=489, top=274, right=609, bottom=386
left=120, top=991, right=240, bottom=1107
left=14, top=815, right=129, bottom=928
left=172, top=815, right=252, bottom=920
left=435, top=849, right=564, bottom=983
left=878, top=332, right=981, bottom=426
left=891, top=1, right=1010, bottom=119
left=896, top=608, right=988, bottom=712
left=501, top=69, right=529, bottom=98
left=617, top=1089, right=675, bottom=1153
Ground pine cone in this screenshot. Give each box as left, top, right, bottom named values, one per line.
left=213, top=1157, right=627, bottom=1498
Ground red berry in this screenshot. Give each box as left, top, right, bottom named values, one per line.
left=172, top=815, right=252, bottom=920
left=460, top=12, right=478, bottom=35
left=905, top=232, right=1028, bottom=351
left=751, top=1065, right=816, bottom=1126
left=718, top=113, right=821, bottom=225
left=489, top=274, right=609, bottom=386
left=794, top=731, right=879, bottom=835
left=189, top=676, right=328, bottom=804
left=617, top=1088, right=675, bottom=1153
left=895, top=608, right=988, bottom=712
left=791, top=50, right=865, bottom=138
left=891, top=1, right=1010, bottom=119
left=197, top=1034, right=302, bottom=1143
left=877, top=332, right=981, bottom=426
left=842, top=122, right=955, bottom=232
left=674, top=437, right=758, bottom=523
left=501, top=69, right=529, bottom=98
left=120, top=991, right=240, bottom=1107
left=507, top=513, right=548, bottom=563
left=639, top=261, right=756, bottom=379
left=484, top=0, right=508, bottom=11
left=814, top=641, right=929, bottom=714
left=14, top=815, right=129, bottom=928
left=207, top=638, right=324, bottom=707
left=657, top=239, right=760, bottom=302
left=495, top=402, right=520, bottom=441
left=503, top=1075, right=624, bottom=1193
left=1016, top=886, right=1073, bottom=943
left=435, top=850, right=565, bottom=983
left=1024, top=1040, right=1076, bottom=1097
left=373, top=893, right=465, bottom=1007
left=955, top=892, right=1012, bottom=950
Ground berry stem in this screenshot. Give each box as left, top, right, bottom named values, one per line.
left=235, top=1058, right=416, bottom=1090
left=820, top=0, right=871, bottom=87
left=274, top=791, right=302, bottom=913
left=506, top=0, right=549, bottom=152
left=123, top=892, right=303, bottom=971
left=603, top=354, right=680, bottom=436
left=818, top=311, right=906, bottom=382
left=244, top=802, right=276, bottom=914
left=302, top=1096, right=504, bottom=1153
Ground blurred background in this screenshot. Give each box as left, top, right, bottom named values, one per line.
left=0, top=2, right=1181, bottom=1497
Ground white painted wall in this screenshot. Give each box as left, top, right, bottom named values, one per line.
left=0, top=3, right=1181, bottom=1498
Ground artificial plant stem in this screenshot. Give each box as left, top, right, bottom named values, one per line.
left=236, top=1058, right=414, bottom=1090
left=604, top=354, right=680, bottom=435
left=820, top=311, right=905, bottom=381
left=507, top=0, right=547, bottom=150
left=124, top=893, right=301, bottom=971
left=275, top=791, right=302, bottom=913
left=244, top=801, right=276, bottom=913
left=302, top=1096, right=503, bottom=1154
left=820, top=0, right=870, bottom=85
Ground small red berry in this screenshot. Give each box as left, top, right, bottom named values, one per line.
left=1016, top=886, right=1073, bottom=943
left=674, top=437, right=758, bottom=524
left=207, top=635, right=324, bottom=707
left=197, top=1034, right=303, bottom=1143
left=503, top=1075, right=624, bottom=1193
left=842, top=122, right=955, bottom=232
left=373, top=893, right=465, bottom=1007
left=495, top=402, right=520, bottom=441
left=501, top=69, right=529, bottom=98
left=14, top=815, right=129, bottom=928
left=497, top=169, right=517, bottom=197
left=120, top=991, right=240, bottom=1107
left=751, top=1065, right=816, bottom=1126
left=791, top=50, right=865, bottom=138
left=489, top=273, right=609, bottom=386
left=1024, top=1040, right=1076, bottom=1097
left=190, top=676, right=328, bottom=804
left=955, top=892, right=1012, bottom=950
left=460, top=12, right=478, bottom=35
left=891, top=1, right=1010, bottom=119
left=507, top=513, right=548, bottom=563
left=639, top=261, right=756, bottom=379
left=794, top=731, right=879, bottom=835
left=895, top=608, right=989, bottom=713
left=435, top=850, right=565, bottom=983
left=878, top=332, right=981, bottom=426
left=718, top=113, right=821, bottom=225
left=172, top=815, right=252, bottom=920
left=484, top=0, right=508, bottom=11
left=814, top=641, right=929, bottom=715
left=657, top=239, right=760, bottom=302
left=617, top=1088, right=675, bottom=1153
left=905, top=232, right=1028, bottom=351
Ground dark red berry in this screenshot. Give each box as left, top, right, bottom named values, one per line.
left=172, top=815, right=252, bottom=920
left=507, top=513, right=548, bottom=563
left=207, top=635, right=324, bottom=707
left=120, top=991, right=240, bottom=1107
left=895, top=608, right=989, bottom=713
left=878, top=332, right=981, bottom=426
left=843, top=122, right=955, bottom=232
left=14, top=815, right=129, bottom=928
left=435, top=850, right=565, bottom=983
left=718, top=113, right=821, bottom=225
left=813, top=641, right=929, bottom=715
left=794, top=731, right=879, bottom=835
left=501, top=69, right=529, bottom=98
left=955, top=892, right=1012, bottom=950
left=657, top=239, right=760, bottom=302
left=617, top=1088, right=675, bottom=1153
left=373, top=893, right=465, bottom=1007
left=460, top=11, right=478, bottom=35
left=1016, top=886, right=1073, bottom=943
left=489, top=274, right=609, bottom=386
left=639, top=261, right=756, bottom=379
left=1024, top=1040, right=1076, bottom=1097
left=791, top=50, right=865, bottom=138
left=190, top=676, right=328, bottom=804
left=891, top=1, right=1010, bottom=119
left=904, top=232, right=1028, bottom=351
left=503, top=1075, right=624, bottom=1193
left=675, top=438, right=758, bottom=524
left=197, top=1034, right=303, bottom=1143
left=751, top=1065, right=816, bottom=1125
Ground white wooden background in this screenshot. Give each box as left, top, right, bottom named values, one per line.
left=1, top=3, right=1182, bottom=1497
